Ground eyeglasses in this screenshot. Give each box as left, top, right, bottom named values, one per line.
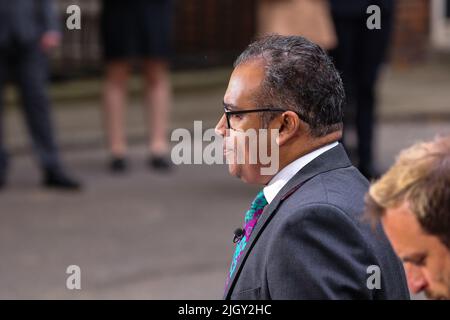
left=223, top=105, right=302, bottom=130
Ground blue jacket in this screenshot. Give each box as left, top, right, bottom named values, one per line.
left=0, top=0, right=59, bottom=47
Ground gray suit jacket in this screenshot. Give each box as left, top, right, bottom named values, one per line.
left=224, top=144, right=410, bottom=300
left=0, top=0, right=59, bottom=47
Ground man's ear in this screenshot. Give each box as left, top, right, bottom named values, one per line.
left=275, top=111, right=304, bottom=146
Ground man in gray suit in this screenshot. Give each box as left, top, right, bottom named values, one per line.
left=215, top=35, right=409, bottom=299
left=0, top=0, right=80, bottom=189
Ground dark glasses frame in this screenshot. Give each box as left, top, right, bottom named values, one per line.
left=223, top=106, right=304, bottom=130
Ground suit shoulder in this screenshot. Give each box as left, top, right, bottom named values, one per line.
left=281, top=165, right=368, bottom=217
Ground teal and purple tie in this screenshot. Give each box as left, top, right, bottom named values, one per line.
left=225, top=190, right=268, bottom=288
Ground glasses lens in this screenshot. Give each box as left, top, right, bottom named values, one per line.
left=228, top=113, right=239, bottom=130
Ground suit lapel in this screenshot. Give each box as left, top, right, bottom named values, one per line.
left=223, top=144, right=353, bottom=299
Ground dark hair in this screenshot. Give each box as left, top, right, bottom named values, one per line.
left=234, top=35, right=345, bottom=137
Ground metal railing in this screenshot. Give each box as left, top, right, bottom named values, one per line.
left=52, top=0, right=256, bottom=77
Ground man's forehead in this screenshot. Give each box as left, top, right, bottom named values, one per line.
left=224, top=59, right=266, bottom=106
left=232, top=58, right=266, bottom=78
left=382, top=203, right=428, bottom=256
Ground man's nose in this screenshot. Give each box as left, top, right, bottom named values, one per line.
left=409, top=275, right=429, bottom=294
left=215, top=114, right=226, bottom=136
left=405, top=265, right=429, bottom=294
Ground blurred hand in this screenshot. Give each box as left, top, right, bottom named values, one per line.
left=40, top=31, right=61, bottom=52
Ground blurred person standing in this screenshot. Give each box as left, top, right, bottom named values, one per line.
left=0, top=0, right=81, bottom=190
left=101, top=0, right=174, bottom=173
left=366, top=136, right=450, bottom=300
left=257, top=0, right=337, bottom=50
left=329, top=0, right=395, bottom=179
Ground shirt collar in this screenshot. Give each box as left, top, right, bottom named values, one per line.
left=263, top=142, right=339, bottom=204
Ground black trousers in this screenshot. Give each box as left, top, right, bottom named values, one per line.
left=330, top=13, right=393, bottom=172
left=0, top=40, right=60, bottom=176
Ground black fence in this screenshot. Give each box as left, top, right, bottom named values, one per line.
left=53, top=0, right=257, bottom=77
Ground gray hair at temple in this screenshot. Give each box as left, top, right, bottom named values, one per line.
left=234, top=34, right=345, bottom=137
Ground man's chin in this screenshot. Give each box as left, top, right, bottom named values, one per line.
left=227, top=164, right=241, bottom=179
left=229, top=165, right=257, bottom=184
left=230, top=166, right=263, bottom=184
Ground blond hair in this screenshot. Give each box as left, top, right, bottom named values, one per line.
left=366, top=135, right=450, bottom=248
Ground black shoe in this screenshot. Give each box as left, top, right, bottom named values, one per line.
left=149, top=155, right=172, bottom=172
left=0, top=174, right=5, bottom=190
left=110, top=157, right=127, bottom=173
left=43, top=169, right=81, bottom=190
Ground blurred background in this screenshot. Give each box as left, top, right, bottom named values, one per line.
left=0, top=0, right=449, bottom=299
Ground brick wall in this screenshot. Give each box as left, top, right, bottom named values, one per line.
left=390, top=0, right=431, bottom=67
left=53, top=0, right=257, bottom=76
left=52, top=0, right=431, bottom=76
left=173, top=0, right=256, bottom=68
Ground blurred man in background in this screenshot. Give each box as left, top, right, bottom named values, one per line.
left=216, top=35, right=409, bottom=300
left=329, top=0, right=395, bottom=178
left=0, top=0, right=80, bottom=190
left=366, top=136, right=450, bottom=300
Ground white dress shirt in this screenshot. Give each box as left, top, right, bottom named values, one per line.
left=263, top=142, right=339, bottom=204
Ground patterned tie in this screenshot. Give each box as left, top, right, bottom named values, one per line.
left=225, top=190, right=268, bottom=288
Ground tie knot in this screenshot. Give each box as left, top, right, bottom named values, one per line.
left=252, top=190, right=268, bottom=208
left=245, top=190, right=268, bottom=224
